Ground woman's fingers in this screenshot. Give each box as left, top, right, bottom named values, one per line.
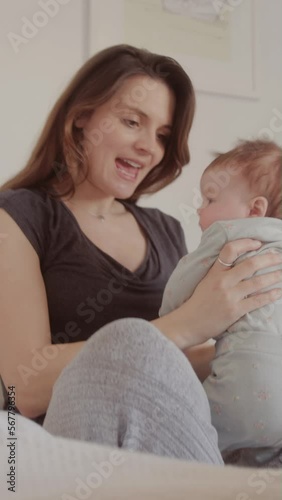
left=240, top=287, right=282, bottom=316
left=239, top=269, right=282, bottom=298
left=214, top=239, right=262, bottom=270
left=230, top=251, right=282, bottom=282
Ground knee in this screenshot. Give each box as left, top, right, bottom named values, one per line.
left=85, top=317, right=183, bottom=369
left=89, top=317, right=163, bottom=347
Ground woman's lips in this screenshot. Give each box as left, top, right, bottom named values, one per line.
left=115, top=158, right=139, bottom=181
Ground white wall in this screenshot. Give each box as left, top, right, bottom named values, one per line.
left=138, top=0, right=282, bottom=250
left=1, top=0, right=281, bottom=252
left=0, top=1, right=87, bottom=179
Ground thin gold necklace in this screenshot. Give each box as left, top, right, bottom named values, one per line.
left=67, top=199, right=119, bottom=221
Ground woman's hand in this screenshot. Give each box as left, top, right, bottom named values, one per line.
left=152, top=239, right=282, bottom=349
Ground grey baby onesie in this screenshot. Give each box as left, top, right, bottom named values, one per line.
left=160, top=218, right=282, bottom=453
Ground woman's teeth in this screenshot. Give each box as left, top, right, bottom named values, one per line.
left=116, top=158, right=140, bottom=180
left=122, top=159, right=141, bottom=168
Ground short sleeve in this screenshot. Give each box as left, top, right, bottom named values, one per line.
left=152, top=208, right=188, bottom=258
left=163, top=213, right=187, bottom=258
left=0, top=188, right=49, bottom=261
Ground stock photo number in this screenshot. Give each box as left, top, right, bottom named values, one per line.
left=6, top=386, right=17, bottom=493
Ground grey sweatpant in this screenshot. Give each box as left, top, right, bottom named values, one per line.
left=43, top=318, right=223, bottom=465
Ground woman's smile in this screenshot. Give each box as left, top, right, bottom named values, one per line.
left=115, top=157, right=143, bottom=182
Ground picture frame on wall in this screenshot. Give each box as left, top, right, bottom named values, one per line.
left=88, top=0, right=259, bottom=100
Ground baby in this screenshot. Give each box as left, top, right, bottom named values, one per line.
left=160, top=139, right=282, bottom=463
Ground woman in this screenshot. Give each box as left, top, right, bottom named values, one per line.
left=0, top=45, right=281, bottom=464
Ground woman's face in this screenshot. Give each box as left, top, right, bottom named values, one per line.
left=75, top=75, right=175, bottom=199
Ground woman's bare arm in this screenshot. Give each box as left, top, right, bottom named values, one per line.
left=0, top=209, right=86, bottom=418
left=183, top=343, right=215, bottom=382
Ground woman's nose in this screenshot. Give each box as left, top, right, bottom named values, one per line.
left=135, top=130, right=156, bottom=155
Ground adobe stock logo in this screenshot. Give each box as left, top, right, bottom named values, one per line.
left=7, top=0, right=72, bottom=54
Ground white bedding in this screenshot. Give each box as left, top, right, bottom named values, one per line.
left=0, top=410, right=281, bottom=499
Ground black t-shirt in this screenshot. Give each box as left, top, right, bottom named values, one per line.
left=0, top=188, right=187, bottom=341
left=0, top=187, right=187, bottom=424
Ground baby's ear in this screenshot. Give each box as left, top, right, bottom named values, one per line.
left=249, top=196, right=268, bottom=217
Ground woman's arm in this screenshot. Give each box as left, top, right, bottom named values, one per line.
left=0, top=210, right=86, bottom=419
left=183, top=343, right=215, bottom=382
left=152, top=238, right=282, bottom=349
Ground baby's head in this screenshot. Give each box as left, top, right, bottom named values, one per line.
left=198, top=139, right=282, bottom=231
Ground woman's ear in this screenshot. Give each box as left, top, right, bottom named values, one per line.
left=249, top=196, right=268, bottom=217
left=74, top=112, right=91, bottom=129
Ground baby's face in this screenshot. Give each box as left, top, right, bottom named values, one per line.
left=197, top=170, right=251, bottom=231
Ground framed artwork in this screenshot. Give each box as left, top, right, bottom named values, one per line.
left=88, top=0, right=259, bottom=99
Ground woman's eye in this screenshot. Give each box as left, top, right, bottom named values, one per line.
left=123, top=118, right=139, bottom=128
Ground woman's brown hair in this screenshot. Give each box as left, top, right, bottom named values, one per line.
left=0, top=44, right=195, bottom=202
